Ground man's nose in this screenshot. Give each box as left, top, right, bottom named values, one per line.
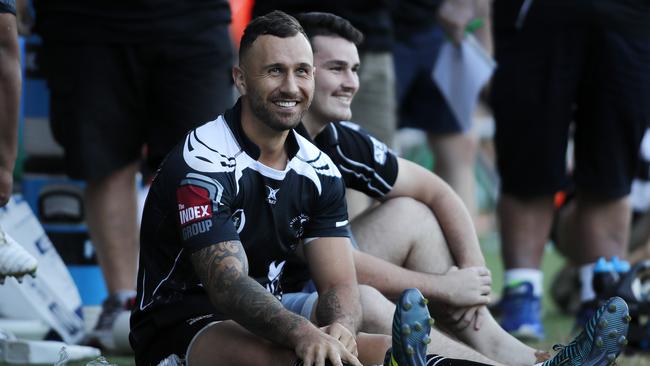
left=280, top=73, right=300, bottom=95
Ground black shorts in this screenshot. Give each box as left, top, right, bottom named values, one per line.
left=491, top=0, right=650, bottom=198
left=40, top=26, right=234, bottom=181
left=131, top=313, right=224, bottom=366
left=394, top=25, right=460, bottom=134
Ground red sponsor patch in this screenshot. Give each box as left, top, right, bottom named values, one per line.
left=176, top=185, right=213, bottom=226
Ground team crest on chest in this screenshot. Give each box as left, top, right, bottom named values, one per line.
left=289, top=214, right=310, bottom=239
left=231, top=209, right=246, bottom=233
left=265, top=185, right=280, bottom=205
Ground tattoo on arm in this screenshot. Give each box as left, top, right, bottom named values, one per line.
left=316, top=287, right=358, bottom=332
left=191, top=241, right=310, bottom=346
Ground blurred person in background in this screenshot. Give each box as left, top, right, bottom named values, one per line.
left=491, top=0, right=650, bottom=340
left=392, top=0, right=492, bottom=220
left=32, top=0, right=234, bottom=349
left=0, top=0, right=37, bottom=281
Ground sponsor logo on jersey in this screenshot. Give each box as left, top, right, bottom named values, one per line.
left=186, top=313, right=215, bottom=325
left=177, top=185, right=213, bottom=226
left=176, top=173, right=224, bottom=240
left=289, top=214, right=309, bottom=238
left=265, top=185, right=280, bottom=205
left=181, top=220, right=213, bottom=240
left=369, top=136, right=388, bottom=165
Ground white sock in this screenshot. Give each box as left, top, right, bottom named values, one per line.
left=505, top=268, right=543, bottom=297
left=579, top=262, right=597, bottom=302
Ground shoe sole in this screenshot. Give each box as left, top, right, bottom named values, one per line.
left=583, top=296, right=630, bottom=366
left=391, top=288, right=434, bottom=366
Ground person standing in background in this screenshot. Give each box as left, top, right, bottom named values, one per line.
left=0, top=0, right=38, bottom=281
left=491, top=0, right=650, bottom=340
left=0, top=0, right=21, bottom=208
left=32, top=0, right=234, bottom=349
left=392, top=0, right=492, bottom=220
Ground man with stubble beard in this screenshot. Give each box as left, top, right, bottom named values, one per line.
left=129, top=10, right=374, bottom=366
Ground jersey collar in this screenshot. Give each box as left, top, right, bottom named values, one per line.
left=313, top=122, right=338, bottom=148
left=224, top=98, right=301, bottom=160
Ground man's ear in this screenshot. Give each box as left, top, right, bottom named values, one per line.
left=232, top=65, right=247, bottom=96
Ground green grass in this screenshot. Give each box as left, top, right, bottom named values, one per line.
left=481, top=233, right=650, bottom=365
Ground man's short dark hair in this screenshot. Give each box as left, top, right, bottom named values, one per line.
left=239, top=10, right=308, bottom=62
left=294, top=12, right=364, bottom=47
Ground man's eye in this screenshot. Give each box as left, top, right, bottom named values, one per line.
left=330, top=67, right=343, bottom=72
left=269, top=68, right=281, bottom=74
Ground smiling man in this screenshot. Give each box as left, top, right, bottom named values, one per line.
left=279, top=11, right=631, bottom=366
left=129, top=11, right=370, bottom=366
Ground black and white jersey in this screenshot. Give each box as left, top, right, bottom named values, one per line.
left=309, top=121, right=399, bottom=199
left=282, top=121, right=399, bottom=293
left=130, top=100, right=350, bottom=338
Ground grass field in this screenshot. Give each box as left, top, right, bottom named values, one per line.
left=4, top=233, right=650, bottom=365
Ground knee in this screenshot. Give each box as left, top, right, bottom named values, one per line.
left=384, top=197, right=444, bottom=241
left=359, top=285, right=394, bottom=334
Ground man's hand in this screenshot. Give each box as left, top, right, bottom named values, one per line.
left=436, top=0, right=477, bottom=45
left=0, top=167, right=13, bottom=207
left=320, top=322, right=358, bottom=357
left=449, top=305, right=484, bottom=331
left=441, top=266, right=491, bottom=307
left=295, top=327, right=362, bottom=366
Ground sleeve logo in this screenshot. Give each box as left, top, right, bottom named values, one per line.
left=176, top=173, right=224, bottom=235
left=369, top=136, right=388, bottom=165
left=177, top=185, right=213, bottom=225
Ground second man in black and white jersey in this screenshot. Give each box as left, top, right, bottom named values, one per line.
left=284, top=12, right=557, bottom=366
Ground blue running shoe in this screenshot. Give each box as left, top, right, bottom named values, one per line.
left=542, top=296, right=630, bottom=366
left=500, top=281, right=545, bottom=340
left=387, top=288, right=434, bottom=366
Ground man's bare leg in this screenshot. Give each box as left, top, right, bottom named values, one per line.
left=85, top=161, right=140, bottom=295
left=356, top=286, right=505, bottom=365
left=565, top=194, right=630, bottom=265
left=498, top=195, right=555, bottom=271
left=188, top=321, right=393, bottom=366
left=429, top=133, right=478, bottom=218
left=352, top=197, right=543, bottom=366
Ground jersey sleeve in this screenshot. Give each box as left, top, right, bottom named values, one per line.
left=0, top=0, right=16, bottom=14
left=303, top=173, right=350, bottom=240
left=175, top=171, right=240, bottom=252
left=321, top=122, right=399, bottom=199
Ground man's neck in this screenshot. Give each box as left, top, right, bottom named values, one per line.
left=302, top=113, right=328, bottom=140
left=240, top=101, right=290, bottom=170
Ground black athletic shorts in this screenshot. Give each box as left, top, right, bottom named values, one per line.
left=491, top=0, right=650, bottom=198
left=40, top=25, right=234, bottom=181
left=394, top=25, right=461, bottom=135
left=131, top=313, right=224, bottom=366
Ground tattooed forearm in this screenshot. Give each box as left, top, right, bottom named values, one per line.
left=316, top=286, right=360, bottom=333
left=191, top=241, right=311, bottom=347
left=192, top=241, right=248, bottom=292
